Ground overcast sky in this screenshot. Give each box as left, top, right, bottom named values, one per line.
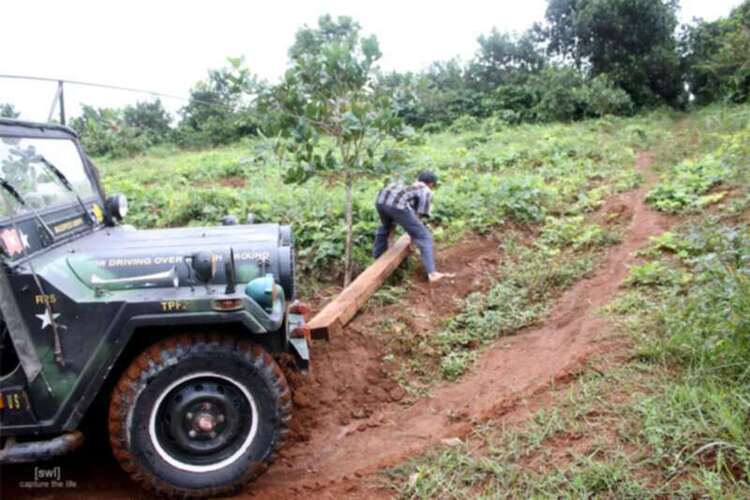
left=1, top=0, right=743, bottom=122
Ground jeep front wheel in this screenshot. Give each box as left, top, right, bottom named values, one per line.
left=108, top=334, right=291, bottom=498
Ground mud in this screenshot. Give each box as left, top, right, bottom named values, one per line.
left=1, top=152, right=674, bottom=500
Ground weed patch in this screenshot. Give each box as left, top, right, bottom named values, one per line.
left=382, top=218, right=620, bottom=385
left=96, top=110, right=654, bottom=292
left=385, top=104, right=750, bottom=497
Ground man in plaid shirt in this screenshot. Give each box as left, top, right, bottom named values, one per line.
left=373, top=171, right=454, bottom=283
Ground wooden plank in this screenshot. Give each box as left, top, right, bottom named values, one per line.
left=308, top=234, right=412, bottom=340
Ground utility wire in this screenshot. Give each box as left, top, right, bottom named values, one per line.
left=0, top=74, right=191, bottom=103
left=0, top=74, right=245, bottom=110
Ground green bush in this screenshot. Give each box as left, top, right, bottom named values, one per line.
left=647, top=224, right=750, bottom=378
left=420, top=122, right=443, bottom=134
left=530, top=68, right=634, bottom=122
left=448, top=115, right=481, bottom=133
left=540, top=216, right=617, bottom=249
left=681, top=2, right=750, bottom=105
left=628, top=222, right=750, bottom=487
left=647, top=155, right=728, bottom=212
left=70, top=102, right=171, bottom=159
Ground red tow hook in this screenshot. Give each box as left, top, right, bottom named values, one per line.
left=289, top=300, right=312, bottom=321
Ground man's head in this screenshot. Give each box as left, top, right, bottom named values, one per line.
left=417, top=170, right=438, bottom=189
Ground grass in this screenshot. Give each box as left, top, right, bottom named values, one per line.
left=94, top=109, right=655, bottom=293
left=385, top=362, right=662, bottom=499
left=381, top=216, right=622, bottom=388
left=383, top=103, right=750, bottom=497
left=434, top=240, right=598, bottom=380
left=96, top=102, right=750, bottom=495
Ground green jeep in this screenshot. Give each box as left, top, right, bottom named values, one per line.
left=0, top=118, right=310, bottom=497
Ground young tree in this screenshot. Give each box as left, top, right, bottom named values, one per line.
left=264, top=15, right=405, bottom=285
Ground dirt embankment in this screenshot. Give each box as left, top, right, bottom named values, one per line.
left=1, top=232, right=506, bottom=500
left=279, top=234, right=504, bottom=462
left=2, top=153, right=674, bottom=500
left=251, top=151, right=675, bottom=498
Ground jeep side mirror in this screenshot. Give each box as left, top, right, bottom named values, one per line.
left=106, top=193, right=128, bottom=224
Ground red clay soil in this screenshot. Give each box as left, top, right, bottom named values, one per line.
left=1, top=153, right=673, bottom=500
left=0, top=227, right=506, bottom=500
left=249, top=151, right=675, bottom=498
left=282, top=233, right=504, bottom=446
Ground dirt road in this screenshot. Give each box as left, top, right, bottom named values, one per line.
left=2, top=153, right=673, bottom=499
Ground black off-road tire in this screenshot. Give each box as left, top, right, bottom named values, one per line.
left=108, top=334, right=291, bottom=498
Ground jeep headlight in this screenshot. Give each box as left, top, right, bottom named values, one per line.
left=106, top=193, right=128, bottom=222
left=245, top=274, right=281, bottom=311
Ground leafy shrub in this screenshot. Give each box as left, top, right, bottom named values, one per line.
left=171, top=189, right=244, bottom=227
left=440, top=351, right=475, bottom=381
left=70, top=102, right=172, bottom=158
left=647, top=155, right=728, bottom=212
left=624, top=261, right=682, bottom=287
left=579, top=75, right=636, bottom=117
left=629, top=222, right=750, bottom=484
left=622, top=221, right=747, bottom=375
left=490, top=84, right=538, bottom=122
left=70, top=107, right=150, bottom=158
left=495, top=176, right=550, bottom=223
left=421, top=122, right=443, bottom=134
left=448, top=115, right=481, bottom=133
left=530, top=68, right=634, bottom=122
left=122, top=100, right=173, bottom=144
left=433, top=173, right=550, bottom=234
left=540, top=216, right=617, bottom=249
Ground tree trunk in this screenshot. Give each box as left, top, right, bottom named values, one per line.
left=344, top=174, right=354, bottom=287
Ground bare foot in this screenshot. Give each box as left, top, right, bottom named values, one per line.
left=428, top=272, right=456, bottom=283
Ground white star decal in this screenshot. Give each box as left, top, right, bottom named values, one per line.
left=36, top=310, right=61, bottom=330
left=19, top=230, right=29, bottom=249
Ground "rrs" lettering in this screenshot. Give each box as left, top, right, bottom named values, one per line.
left=34, top=294, right=57, bottom=305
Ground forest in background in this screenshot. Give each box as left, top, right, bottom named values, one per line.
left=2, top=0, right=748, bottom=158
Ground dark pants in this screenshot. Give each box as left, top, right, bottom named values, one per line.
left=373, top=203, right=436, bottom=274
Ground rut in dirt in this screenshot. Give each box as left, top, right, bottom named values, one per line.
left=249, top=152, right=675, bottom=497
left=0, top=153, right=672, bottom=500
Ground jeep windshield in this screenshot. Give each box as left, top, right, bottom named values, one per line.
left=0, top=137, right=96, bottom=219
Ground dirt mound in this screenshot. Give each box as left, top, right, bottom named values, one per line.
left=280, top=235, right=504, bottom=453
left=249, top=152, right=675, bottom=498
left=1, top=153, right=674, bottom=500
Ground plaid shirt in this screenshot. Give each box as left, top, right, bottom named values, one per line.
left=376, top=181, right=433, bottom=216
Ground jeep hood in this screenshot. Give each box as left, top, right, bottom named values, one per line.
left=33, top=224, right=292, bottom=292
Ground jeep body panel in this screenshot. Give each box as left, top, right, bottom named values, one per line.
left=0, top=119, right=302, bottom=439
